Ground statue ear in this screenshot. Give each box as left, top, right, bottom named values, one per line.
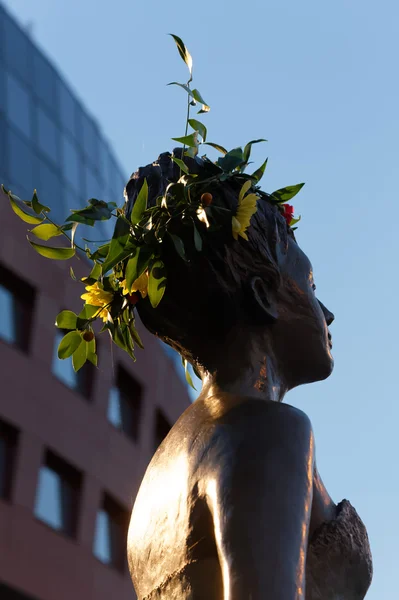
left=250, top=276, right=278, bottom=322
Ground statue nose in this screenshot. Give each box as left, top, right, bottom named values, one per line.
left=318, top=300, right=335, bottom=326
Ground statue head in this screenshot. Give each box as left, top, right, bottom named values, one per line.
left=125, top=151, right=334, bottom=391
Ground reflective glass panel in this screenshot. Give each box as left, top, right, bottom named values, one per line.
left=8, top=128, right=35, bottom=195
left=52, top=330, right=77, bottom=390
left=38, top=160, right=65, bottom=223
left=6, top=72, right=32, bottom=140
left=107, top=387, right=123, bottom=430
left=34, top=466, right=63, bottom=530
left=81, top=112, right=98, bottom=164
left=33, top=50, right=58, bottom=116
left=3, top=11, right=32, bottom=85
left=37, top=105, right=59, bottom=164
left=93, top=509, right=112, bottom=564
left=0, top=284, right=16, bottom=344
left=62, top=135, right=81, bottom=193
left=59, top=80, right=77, bottom=139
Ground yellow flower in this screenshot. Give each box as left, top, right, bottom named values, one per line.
left=120, top=271, right=148, bottom=299
left=81, top=282, right=114, bottom=323
left=232, top=180, right=258, bottom=241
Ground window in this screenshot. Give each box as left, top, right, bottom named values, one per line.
left=93, top=493, right=129, bottom=571
left=81, top=112, right=98, bottom=165
left=34, top=450, right=81, bottom=537
left=33, top=50, right=59, bottom=117
left=37, top=160, right=65, bottom=223
left=0, top=419, right=19, bottom=501
left=84, top=164, right=103, bottom=201
left=6, top=72, right=32, bottom=140
left=108, top=366, right=142, bottom=440
left=59, top=80, right=77, bottom=139
left=62, top=134, right=82, bottom=192
left=3, top=11, right=32, bottom=85
left=8, top=128, right=36, bottom=196
left=52, top=330, right=93, bottom=398
left=154, top=409, right=171, bottom=450
left=0, top=263, right=35, bottom=352
left=37, top=105, right=59, bottom=164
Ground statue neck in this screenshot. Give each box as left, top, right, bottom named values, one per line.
left=196, top=334, right=287, bottom=403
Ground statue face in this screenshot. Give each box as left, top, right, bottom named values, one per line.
left=274, top=237, right=335, bottom=388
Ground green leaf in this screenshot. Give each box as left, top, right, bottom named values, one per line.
left=217, top=147, right=244, bottom=172
left=72, top=340, right=87, bottom=371
left=86, top=336, right=97, bottom=366
left=129, top=322, right=144, bottom=349
left=167, top=82, right=192, bottom=94
left=172, top=157, right=190, bottom=175
left=70, top=266, right=77, bottom=281
left=168, top=233, right=186, bottom=260
left=89, top=262, right=102, bottom=281
left=188, top=119, right=207, bottom=142
left=191, top=89, right=209, bottom=111
left=66, top=200, right=113, bottom=223
left=31, top=190, right=50, bottom=214
left=55, top=310, right=78, bottom=330
left=243, top=139, right=267, bottom=164
left=171, top=133, right=198, bottom=148
left=125, top=248, right=144, bottom=291
left=148, top=260, right=167, bottom=308
left=130, top=179, right=148, bottom=225
left=65, top=213, right=95, bottom=226
left=102, top=216, right=131, bottom=274
left=289, top=216, right=301, bottom=227
left=58, top=331, right=82, bottom=359
left=169, top=34, right=193, bottom=75
left=183, top=358, right=196, bottom=390
left=193, top=223, right=202, bottom=251
left=77, top=304, right=100, bottom=329
left=30, top=223, right=62, bottom=241
left=9, top=194, right=43, bottom=224
left=251, top=158, right=268, bottom=183
left=197, top=105, right=211, bottom=114
left=28, top=239, right=76, bottom=260
left=203, top=142, right=228, bottom=155
left=270, top=183, right=305, bottom=204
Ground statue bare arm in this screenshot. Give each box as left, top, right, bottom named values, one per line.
left=205, top=402, right=315, bottom=600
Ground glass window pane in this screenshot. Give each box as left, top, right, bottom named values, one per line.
left=62, top=135, right=81, bottom=193
left=6, top=73, right=32, bottom=140
left=33, top=50, right=58, bottom=117
left=0, top=284, right=16, bottom=344
left=107, top=388, right=122, bottom=430
left=93, top=509, right=112, bottom=564
left=52, top=331, right=77, bottom=390
left=0, top=61, right=6, bottom=114
left=8, top=128, right=35, bottom=195
left=82, top=113, right=98, bottom=165
left=37, top=106, right=59, bottom=164
left=59, top=80, right=77, bottom=139
left=3, top=11, right=32, bottom=85
left=34, top=466, right=63, bottom=530
left=38, top=160, right=65, bottom=223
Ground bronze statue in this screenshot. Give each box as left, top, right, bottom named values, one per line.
left=126, top=151, right=372, bottom=599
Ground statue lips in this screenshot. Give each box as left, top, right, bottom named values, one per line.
left=328, top=331, right=333, bottom=349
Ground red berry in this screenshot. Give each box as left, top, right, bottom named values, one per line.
left=128, top=293, right=140, bottom=305
left=201, top=192, right=213, bottom=206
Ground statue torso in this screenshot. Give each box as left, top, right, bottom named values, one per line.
left=128, top=395, right=372, bottom=599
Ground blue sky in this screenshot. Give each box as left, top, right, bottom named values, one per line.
left=4, top=1, right=398, bottom=597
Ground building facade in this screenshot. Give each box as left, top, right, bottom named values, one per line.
left=0, top=4, right=190, bottom=599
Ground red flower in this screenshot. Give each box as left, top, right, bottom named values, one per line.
left=282, top=203, right=294, bottom=226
